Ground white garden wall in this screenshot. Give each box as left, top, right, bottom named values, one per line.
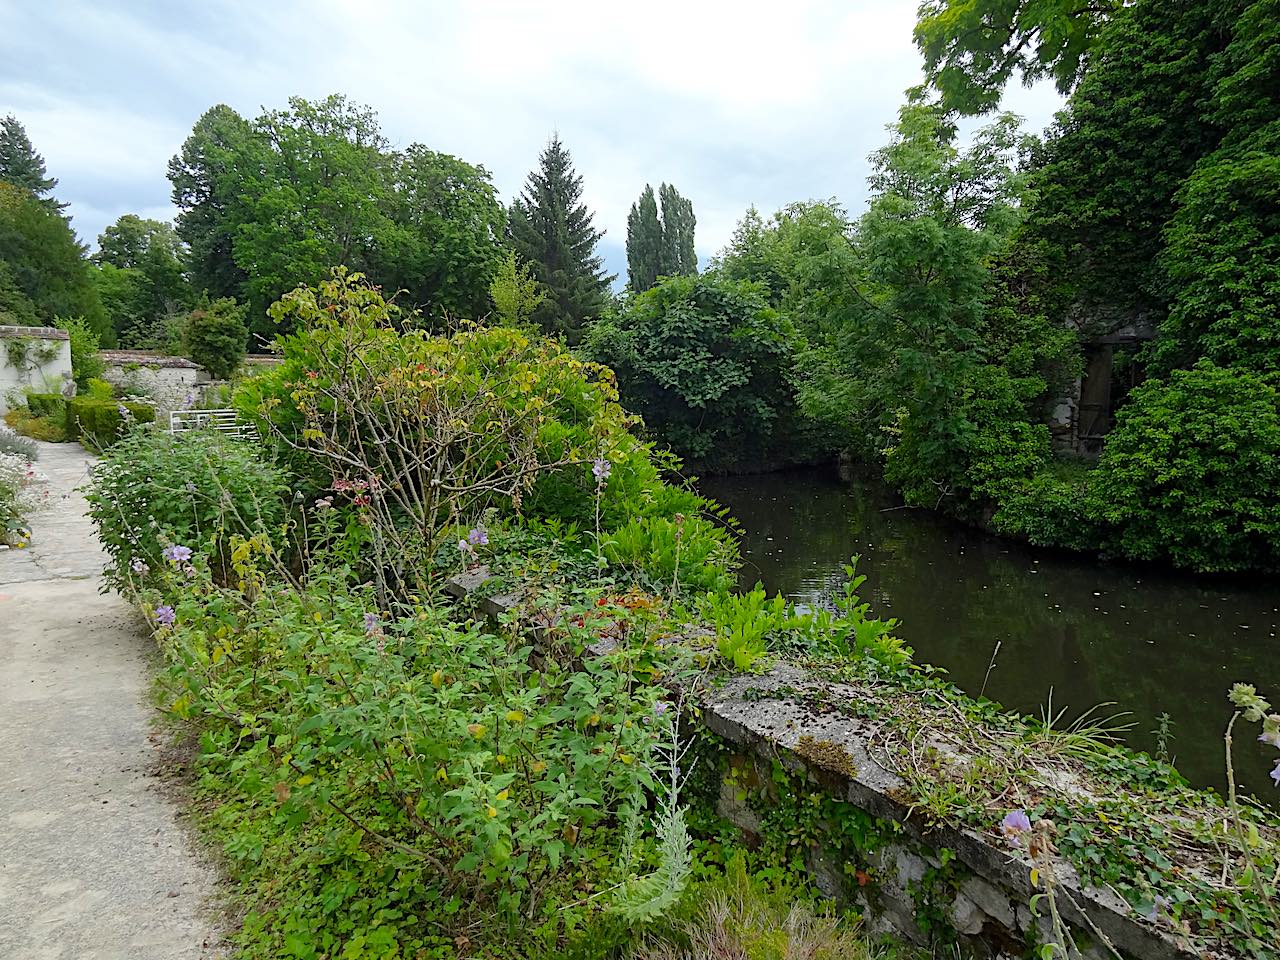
left=0, top=326, right=72, bottom=415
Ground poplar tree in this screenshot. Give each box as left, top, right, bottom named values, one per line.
left=625, top=182, right=696, bottom=292
left=508, top=135, right=613, bottom=341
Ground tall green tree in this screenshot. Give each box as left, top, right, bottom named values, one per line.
left=0, top=181, right=107, bottom=339
left=0, top=115, right=62, bottom=209
left=626, top=183, right=696, bottom=292
left=508, top=136, right=613, bottom=341
left=93, top=214, right=191, bottom=344
left=168, top=104, right=255, bottom=303
left=625, top=185, right=662, bottom=292
left=657, top=183, right=696, bottom=278
left=380, top=146, right=506, bottom=322
left=801, top=101, right=1055, bottom=510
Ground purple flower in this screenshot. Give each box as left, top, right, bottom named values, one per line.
left=154, top=605, right=176, bottom=626
left=999, top=809, right=1032, bottom=847
left=592, top=458, right=612, bottom=482
left=467, top=526, right=489, bottom=546
left=1259, top=728, right=1280, bottom=749
left=1271, top=760, right=1280, bottom=788
left=130, top=558, right=149, bottom=575
left=653, top=701, right=670, bottom=718
left=163, top=545, right=193, bottom=564
left=364, top=612, right=380, bottom=636
left=1140, top=895, right=1172, bottom=922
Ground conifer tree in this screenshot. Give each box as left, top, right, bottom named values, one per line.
left=0, top=115, right=62, bottom=210
left=625, top=182, right=697, bottom=292
left=508, top=135, right=613, bottom=341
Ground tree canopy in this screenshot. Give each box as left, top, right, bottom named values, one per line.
left=0, top=115, right=61, bottom=209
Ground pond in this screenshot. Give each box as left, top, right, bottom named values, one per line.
left=700, top=468, right=1280, bottom=801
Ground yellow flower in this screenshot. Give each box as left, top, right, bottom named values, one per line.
left=486, top=805, right=497, bottom=818
left=619, top=753, right=634, bottom=765
left=431, top=670, right=444, bottom=688
left=434, top=767, right=448, bottom=783
left=496, top=789, right=509, bottom=802
left=531, top=761, right=547, bottom=775
left=467, top=723, right=487, bottom=739
left=505, top=710, right=525, bottom=724
left=586, top=713, right=601, bottom=728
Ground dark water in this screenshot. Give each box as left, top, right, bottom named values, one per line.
left=700, top=469, right=1280, bottom=801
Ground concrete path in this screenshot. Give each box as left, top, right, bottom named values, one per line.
left=0, top=441, right=224, bottom=959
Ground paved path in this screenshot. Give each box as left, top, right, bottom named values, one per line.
left=0, top=441, right=224, bottom=959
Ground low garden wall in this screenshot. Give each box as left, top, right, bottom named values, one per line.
left=0, top=325, right=71, bottom=415
left=100, top=350, right=209, bottom=412
left=444, top=568, right=1219, bottom=960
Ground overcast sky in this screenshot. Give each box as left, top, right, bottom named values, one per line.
left=1, top=0, right=1063, bottom=280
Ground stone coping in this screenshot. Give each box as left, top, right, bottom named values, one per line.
left=443, top=566, right=1218, bottom=960
left=99, top=350, right=203, bottom=370
left=0, top=325, right=68, bottom=340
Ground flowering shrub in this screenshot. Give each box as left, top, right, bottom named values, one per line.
left=84, top=429, right=288, bottom=585
left=0, top=449, right=47, bottom=547
left=234, top=268, right=737, bottom=595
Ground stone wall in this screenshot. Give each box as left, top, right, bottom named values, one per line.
left=0, top=326, right=72, bottom=415
left=100, top=351, right=209, bottom=414
left=443, top=569, right=1201, bottom=960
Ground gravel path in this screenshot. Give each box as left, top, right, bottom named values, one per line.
left=0, top=440, right=225, bottom=960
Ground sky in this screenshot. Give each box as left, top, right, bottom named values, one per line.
left=0, top=0, right=1064, bottom=282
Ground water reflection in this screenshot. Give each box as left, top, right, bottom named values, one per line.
left=700, top=468, right=1280, bottom=800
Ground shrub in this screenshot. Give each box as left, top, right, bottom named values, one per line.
left=1088, top=361, right=1280, bottom=572
left=183, top=296, right=247, bottom=379
left=992, top=461, right=1103, bottom=553
left=24, top=392, right=64, bottom=419
left=0, top=449, right=47, bottom=546
left=0, top=421, right=38, bottom=460
left=3, top=408, right=65, bottom=443
left=59, top=315, right=105, bottom=386
left=65, top=397, right=155, bottom=448
left=236, top=268, right=734, bottom=591
left=583, top=273, right=812, bottom=472
left=84, top=429, right=288, bottom=584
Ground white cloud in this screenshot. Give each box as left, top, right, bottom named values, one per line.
left=0, top=0, right=1064, bottom=258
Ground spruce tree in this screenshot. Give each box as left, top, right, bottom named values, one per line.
left=625, top=182, right=697, bottom=292
left=0, top=116, right=62, bottom=210
left=508, top=135, right=613, bottom=341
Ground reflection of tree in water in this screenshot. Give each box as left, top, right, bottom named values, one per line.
left=701, top=469, right=1278, bottom=799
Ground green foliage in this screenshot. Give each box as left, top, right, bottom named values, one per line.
left=168, top=97, right=508, bottom=336
left=914, top=0, right=1121, bottom=114
left=1087, top=362, right=1280, bottom=572
left=93, top=214, right=192, bottom=344
left=601, top=515, right=739, bottom=597
left=508, top=135, right=614, bottom=342
left=789, top=558, right=912, bottom=669
left=625, top=183, right=697, bottom=293
left=800, top=102, right=1052, bottom=514
left=184, top=296, right=247, bottom=379
left=584, top=273, right=804, bottom=471
left=84, top=429, right=287, bottom=585
left=1018, top=0, right=1229, bottom=328
left=489, top=249, right=546, bottom=327
left=699, top=587, right=796, bottom=670
left=0, top=421, right=37, bottom=459
left=59, top=315, right=104, bottom=386
left=0, top=182, right=108, bottom=339
left=382, top=145, right=508, bottom=322
left=0, top=114, right=61, bottom=209
left=991, top=461, right=1102, bottom=552
left=64, top=397, right=155, bottom=448
left=24, top=392, right=64, bottom=419
left=5, top=407, right=66, bottom=443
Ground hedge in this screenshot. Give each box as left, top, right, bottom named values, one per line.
left=25, top=393, right=65, bottom=420
left=65, top=398, right=156, bottom=448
